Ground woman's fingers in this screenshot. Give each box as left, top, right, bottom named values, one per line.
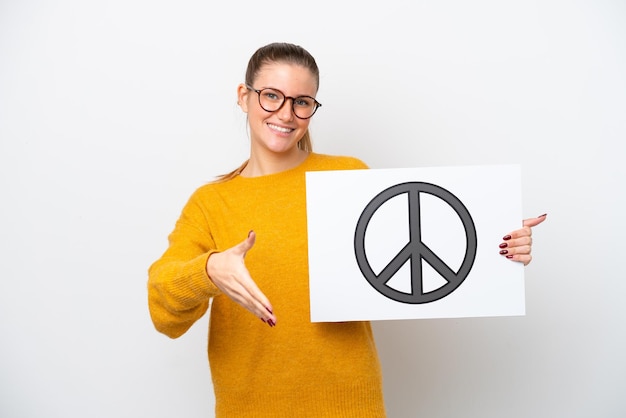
left=233, top=231, right=275, bottom=323
left=217, top=268, right=275, bottom=324
left=500, top=214, right=547, bottom=266
left=234, top=270, right=275, bottom=326
left=504, top=253, right=533, bottom=265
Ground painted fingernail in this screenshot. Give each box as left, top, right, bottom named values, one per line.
left=503, top=235, right=512, bottom=241
left=499, top=243, right=508, bottom=249
left=248, top=230, right=254, bottom=238
left=506, top=255, right=514, bottom=259
left=539, top=213, right=547, bottom=217
left=500, top=249, right=508, bottom=255
left=260, top=318, right=266, bottom=323
left=265, top=306, right=273, bottom=315
left=267, top=319, right=275, bottom=327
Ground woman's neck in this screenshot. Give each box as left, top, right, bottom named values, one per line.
left=241, top=148, right=309, bottom=177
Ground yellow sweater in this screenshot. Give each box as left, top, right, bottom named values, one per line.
left=148, top=153, right=386, bottom=417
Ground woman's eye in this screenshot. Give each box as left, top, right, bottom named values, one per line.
left=264, top=92, right=279, bottom=100
left=295, top=98, right=313, bottom=107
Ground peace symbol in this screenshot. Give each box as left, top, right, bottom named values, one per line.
left=354, top=182, right=477, bottom=304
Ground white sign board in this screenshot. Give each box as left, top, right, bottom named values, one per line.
left=306, top=164, right=524, bottom=322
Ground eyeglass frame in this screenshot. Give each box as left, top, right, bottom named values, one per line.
left=245, top=85, right=322, bottom=119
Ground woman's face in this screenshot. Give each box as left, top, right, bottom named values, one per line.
left=238, top=62, right=318, bottom=156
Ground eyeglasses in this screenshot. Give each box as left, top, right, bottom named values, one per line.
left=246, top=85, right=322, bottom=119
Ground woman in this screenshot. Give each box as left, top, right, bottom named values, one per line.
left=147, top=42, right=546, bottom=417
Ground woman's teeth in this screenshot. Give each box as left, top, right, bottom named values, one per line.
left=268, top=123, right=293, bottom=133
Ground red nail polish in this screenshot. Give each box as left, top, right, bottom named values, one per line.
left=499, top=243, right=508, bottom=249
left=503, top=235, right=512, bottom=241
left=265, top=306, right=273, bottom=315
left=267, top=319, right=275, bottom=327
left=506, top=255, right=514, bottom=259
left=500, top=249, right=508, bottom=255
left=260, top=318, right=266, bottom=323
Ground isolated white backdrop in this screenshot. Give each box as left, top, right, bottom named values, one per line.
left=1, top=1, right=624, bottom=417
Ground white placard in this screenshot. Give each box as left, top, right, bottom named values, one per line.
left=306, top=164, right=524, bottom=322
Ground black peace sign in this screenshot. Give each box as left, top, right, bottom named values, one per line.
left=354, top=182, right=477, bottom=304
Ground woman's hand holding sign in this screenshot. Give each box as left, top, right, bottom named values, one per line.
left=500, top=214, right=547, bottom=265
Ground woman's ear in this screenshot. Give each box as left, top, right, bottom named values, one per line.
left=237, top=83, right=249, bottom=113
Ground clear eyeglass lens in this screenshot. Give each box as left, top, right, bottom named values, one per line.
left=259, top=89, right=284, bottom=110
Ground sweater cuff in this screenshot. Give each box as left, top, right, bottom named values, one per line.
left=173, top=250, right=222, bottom=301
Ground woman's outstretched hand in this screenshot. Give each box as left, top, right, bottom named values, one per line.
left=206, top=231, right=276, bottom=327
left=499, top=214, right=547, bottom=266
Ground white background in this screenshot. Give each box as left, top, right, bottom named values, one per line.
left=1, top=1, right=624, bottom=417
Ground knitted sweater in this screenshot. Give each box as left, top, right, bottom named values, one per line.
left=148, top=153, right=386, bottom=417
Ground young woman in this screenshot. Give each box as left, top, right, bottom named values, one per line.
left=147, top=42, right=546, bottom=417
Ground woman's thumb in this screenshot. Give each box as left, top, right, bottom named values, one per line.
left=239, top=230, right=256, bottom=255
left=523, top=214, right=547, bottom=228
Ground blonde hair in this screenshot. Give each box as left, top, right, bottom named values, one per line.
left=215, top=43, right=319, bottom=182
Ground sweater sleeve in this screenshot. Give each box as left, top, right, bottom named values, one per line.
left=147, top=190, right=222, bottom=338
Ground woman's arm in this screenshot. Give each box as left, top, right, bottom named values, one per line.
left=147, top=199, right=221, bottom=338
